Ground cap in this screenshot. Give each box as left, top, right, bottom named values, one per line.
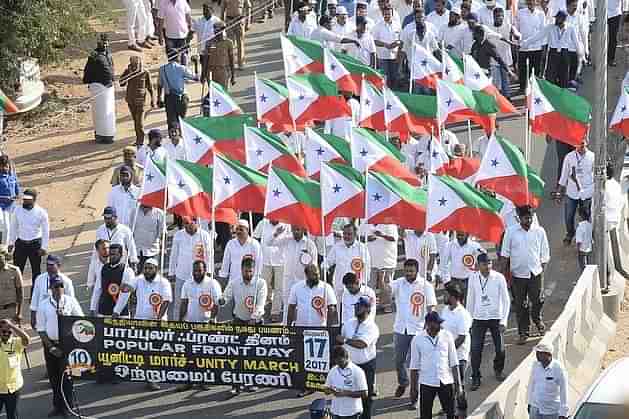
left=425, top=311, right=444, bottom=324
left=148, top=129, right=162, bottom=140
left=237, top=219, right=250, bottom=229
left=47, top=254, right=61, bottom=266
left=467, top=12, right=478, bottom=21
left=49, top=277, right=64, bottom=288
left=336, top=5, right=348, bottom=14
left=119, top=165, right=132, bottom=174
left=477, top=253, right=490, bottom=264
left=327, top=0, right=338, bottom=4
left=516, top=205, right=534, bottom=217
left=354, top=296, right=372, bottom=307
left=451, top=5, right=461, bottom=14
left=22, top=189, right=36, bottom=200
left=535, top=342, right=554, bottom=354
left=102, top=206, right=117, bottom=217
left=144, top=258, right=159, bottom=267
left=555, top=9, right=568, bottom=18
left=356, top=0, right=368, bottom=6
left=484, top=0, right=496, bottom=5
left=298, top=4, right=310, bottom=11
left=123, top=146, right=137, bottom=156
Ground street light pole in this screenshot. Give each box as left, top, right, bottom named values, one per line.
left=591, top=0, right=609, bottom=290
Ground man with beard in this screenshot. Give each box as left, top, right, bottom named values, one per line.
left=114, top=259, right=172, bottom=390
left=86, top=239, right=110, bottom=292
left=30, top=256, right=75, bottom=331
left=106, top=166, right=140, bottom=228
left=324, top=346, right=369, bottom=419
left=442, top=6, right=466, bottom=56
left=0, top=318, right=30, bottom=419
left=133, top=204, right=164, bottom=273
left=340, top=272, right=376, bottom=324
left=95, top=207, right=138, bottom=269
left=439, top=231, right=484, bottom=297
left=219, top=219, right=262, bottom=285
left=326, top=223, right=371, bottom=303
left=89, top=244, right=135, bottom=317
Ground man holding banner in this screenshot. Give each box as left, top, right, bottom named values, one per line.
left=89, top=244, right=135, bottom=318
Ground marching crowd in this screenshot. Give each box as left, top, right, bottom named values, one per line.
left=0, top=0, right=628, bottom=418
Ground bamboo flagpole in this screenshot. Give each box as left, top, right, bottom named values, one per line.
left=160, top=159, right=169, bottom=275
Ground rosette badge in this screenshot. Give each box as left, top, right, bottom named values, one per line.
left=107, top=283, right=121, bottom=303
left=410, top=292, right=425, bottom=317
left=311, top=296, right=326, bottom=318
left=149, top=293, right=163, bottom=317
left=198, top=294, right=214, bottom=311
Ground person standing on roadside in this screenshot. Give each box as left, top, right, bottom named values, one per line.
left=157, top=0, right=193, bottom=65
left=527, top=342, right=569, bottom=419
left=221, top=0, right=251, bottom=70
left=119, top=55, right=155, bottom=147
left=83, top=34, right=116, bottom=144
left=0, top=318, right=30, bottom=419
left=0, top=156, right=19, bottom=246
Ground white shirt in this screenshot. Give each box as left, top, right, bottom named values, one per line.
left=219, top=236, right=263, bottom=282
left=441, top=304, right=472, bottom=362
left=403, top=231, right=438, bottom=277
left=288, top=280, right=337, bottom=326
left=528, top=359, right=569, bottom=417
left=36, top=295, right=84, bottom=341
left=501, top=224, right=550, bottom=278
left=193, top=15, right=222, bottom=53
left=361, top=224, right=398, bottom=269
left=525, top=23, right=583, bottom=56
left=326, top=240, right=372, bottom=293
left=86, top=256, right=105, bottom=288
left=439, top=239, right=484, bottom=281
left=107, top=185, right=140, bottom=227
left=473, top=134, right=490, bottom=158
left=132, top=207, right=164, bottom=257
left=575, top=220, right=593, bottom=252
left=168, top=229, right=213, bottom=280
left=332, top=21, right=356, bottom=49
left=8, top=204, right=50, bottom=250
left=341, top=318, right=379, bottom=364
left=393, top=0, right=416, bottom=23
left=163, top=140, right=186, bottom=161
left=268, top=235, right=318, bottom=289
left=253, top=220, right=289, bottom=267
left=89, top=263, right=135, bottom=312
left=372, top=19, right=402, bottom=60
left=341, top=285, right=377, bottom=324
left=566, top=12, right=589, bottom=56
left=157, top=0, right=192, bottom=39
left=324, top=98, right=360, bottom=140
left=287, top=18, right=317, bottom=38
left=116, top=274, right=173, bottom=320
left=137, top=145, right=168, bottom=168
left=400, top=22, right=440, bottom=58
left=517, top=7, right=547, bottom=51
left=492, top=22, right=519, bottom=66
left=466, top=270, right=511, bottom=325
left=95, top=223, right=138, bottom=264
left=426, top=10, right=451, bottom=35
left=608, top=0, right=623, bottom=18
left=325, top=362, right=368, bottom=416
left=390, top=276, right=437, bottom=334
left=409, top=329, right=459, bottom=386
left=181, top=276, right=223, bottom=322
left=30, top=273, right=76, bottom=312
left=442, top=23, right=467, bottom=56
left=605, top=178, right=623, bottom=229
left=223, top=276, right=268, bottom=321
left=311, top=26, right=344, bottom=49
left=345, top=31, right=377, bottom=66
left=368, top=5, right=401, bottom=26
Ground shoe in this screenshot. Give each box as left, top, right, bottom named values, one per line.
left=128, top=44, right=143, bottom=52
left=175, top=383, right=193, bottom=392
left=408, top=400, right=418, bottom=410
left=517, top=334, right=528, bottom=345
left=296, top=389, right=314, bottom=398
left=245, top=385, right=258, bottom=392
left=394, top=385, right=406, bottom=397
left=139, top=41, right=153, bottom=49
left=470, top=378, right=481, bottom=391
left=535, top=322, right=546, bottom=335
left=148, top=35, right=159, bottom=41
left=147, top=382, right=161, bottom=391
left=495, top=370, right=506, bottom=381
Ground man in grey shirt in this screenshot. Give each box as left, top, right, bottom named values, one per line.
left=132, top=204, right=164, bottom=273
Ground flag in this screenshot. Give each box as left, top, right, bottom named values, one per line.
left=324, top=48, right=384, bottom=95
left=410, top=44, right=442, bottom=89
left=427, top=174, right=504, bottom=243
left=138, top=157, right=166, bottom=208
left=384, top=88, right=439, bottom=136
left=351, top=127, right=421, bottom=186
left=320, top=162, right=365, bottom=234
left=367, top=170, right=427, bottom=230
left=281, top=35, right=324, bottom=74
left=244, top=127, right=307, bottom=176
left=436, top=79, right=498, bottom=134
left=439, top=157, right=481, bottom=182
left=181, top=115, right=254, bottom=164
left=208, top=81, right=242, bottom=117
left=255, top=77, right=302, bottom=133
left=264, top=166, right=323, bottom=235
left=443, top=52, right=464, bottom=83
left=166, top=159, right=237, bottom=223
left=304, top=128, right=351, bottom=178
left=474, top=135, right=544, bottom=207
left=287, top=74, right=351, bottom=126
left=429, top=138, right=450, bottom=174
left=358, top=80, right=386, bottom=131
left=0, top=89, right=18, bottom=114
left=213, top=153, right=267, bottom=213
left=528, top=76, right=591, bottom=146
left=609, top=87, right=629, bottom=138
left=463, top=54, right=517, bottom=114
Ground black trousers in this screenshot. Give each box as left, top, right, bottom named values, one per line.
left=608, top=15, right=621, bottom=62
left=512, top=274, right=544, bottom=336
left=0, top=390, right=20, bottom=419
left=13, top=238, right=42, bottom=282
left=420, top=382, right=455, bottom=419
left=470, top=319, right=505, bottom=379
left=546, top=49, right=571, bottom=88
left=357, top=358, right=376, bottom=419
left=43, top=346, right=73, bottom=412
left=567, top=51, right=578, bottom=83
left=165, top=94, right=188, bottom=132
left=518, top=50, right=542, bottom=93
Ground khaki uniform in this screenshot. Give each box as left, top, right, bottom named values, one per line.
left=206, top=39, right=234, bottom=90
left=0, top=264, right=22, bottom=320
left=111, top=162, right=143, bottom=186
left=222, top=0, right=251, bottom=67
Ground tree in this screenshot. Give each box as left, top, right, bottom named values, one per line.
left=0, top=0, right=106, bottom=94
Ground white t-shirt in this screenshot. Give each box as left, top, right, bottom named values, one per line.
left=288, top=280, right=338, bottom=326
left=180, top=277, right=223, bottom=322
left=325, top=362, right=368, bottom=416
left=440, top=304, right=473, bottom=362
left=341, top=285, right=377, bottom=324
left=372, top=20, right=402, bottom=60
left=126, top=275, right=173, bottom=320
left=575, top=220, right=592, bottom=253
left=341, top=318, right=380, bottom=365
left=361, top=224, right=398, bottom=269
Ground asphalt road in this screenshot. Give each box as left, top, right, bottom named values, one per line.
left=14, top=5, right=629, bottom=419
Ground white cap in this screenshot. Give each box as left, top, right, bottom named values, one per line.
left=327, top=0, right=338, bottom=4
left=336, top=5, right=348, bottom=14
left=535, top=342, right=554, bottom=354
left=451, top=5, right=461, bottom=14
left=484, top=0, right=496, bottom=5
left=22, top=193, right=35, bottom=200
left=144, top=258, right=159, bottom=267
left=237, top=219, right=250, bottom=229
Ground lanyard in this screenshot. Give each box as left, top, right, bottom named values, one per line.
left=106, top=226, right=118, bottom=241
left=425, top=335, right=439, bottom=348
left=479, top=275, right=490, bottom=295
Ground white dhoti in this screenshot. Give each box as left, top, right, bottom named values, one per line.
left=0, top=206, right=10, bottom=245
left=142, top=0, right=155, bottom=38
left=89, top=83, right=116, bottom=142
left=123, top=0, right=148, bottom=46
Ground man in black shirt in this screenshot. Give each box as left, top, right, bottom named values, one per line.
left=83, top=34, right=116, bottom=144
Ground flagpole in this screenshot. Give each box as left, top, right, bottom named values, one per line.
left=409, top=44, right=414, bottom=94
left=160, top=159, right=169, bottom=275
left=524, top=59, right=531, bottom=163
left=466, top=121, right=473, bottom=158
left=209, top=75, right=214, bottom=117
left=254, top=71, right=261, bottom=128
left=320, top=164, right=328, bottom=287
left=200, top=80, right=206, bottom=116
left=210, top=158, right=217, bottom=283
left=362, top=166, right=369, bottom=286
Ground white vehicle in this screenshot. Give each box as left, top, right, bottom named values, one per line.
left=571, top=357, right=629, bottom=419
left=12, top=58, right=45, bottom=114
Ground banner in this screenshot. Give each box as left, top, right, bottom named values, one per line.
left=59, top=317, right=339, bottom=391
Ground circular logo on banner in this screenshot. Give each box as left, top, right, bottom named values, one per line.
left=67, top=349, right=94, bottom=374
left=462, top=254, right=476, bottom=268
left=300, top=252, right=313, bottom=266
left=351, top=258, right=364, bottom=273
left=71, top=320, right=95, bottom=344
left=410, top=292, right=425, bottom=306
left=149, top=293, right=163, bottom=307
left=107, top=283, right=120, bottom=297
left=198, top=294, right=214, bottom=311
